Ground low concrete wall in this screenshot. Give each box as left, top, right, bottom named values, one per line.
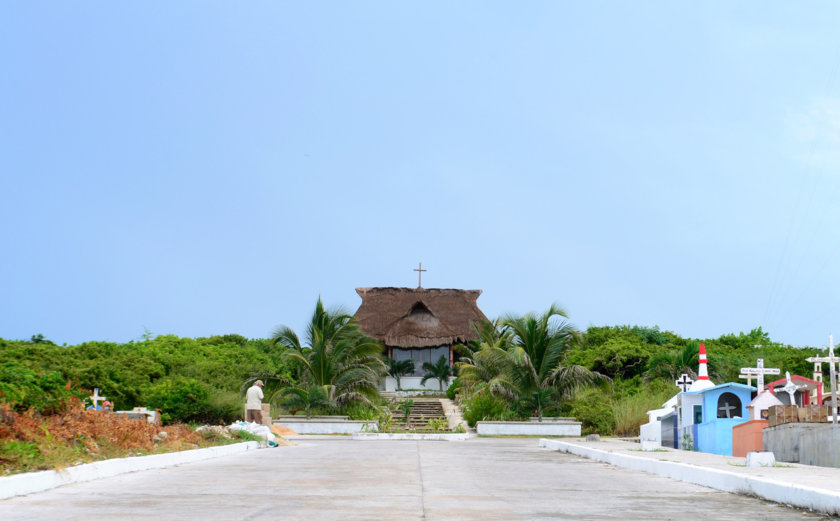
left=764, top=423, right=840, bottom=467
left=275, top=416, right=349, bottom=421
left=733, top=420, right=767, bottom=457
left=0, top=441, right=259, bottom=500
left=274, top=419, right=377, bottom=434
left=384, top=376, right=447, bottom=392
left=352, top=433, right=470, bottom=441
left=477, top=421, right=581, bottom=436
left=639, top=421, right=661, bottom=445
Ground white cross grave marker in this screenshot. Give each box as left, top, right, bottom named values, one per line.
left=806, top=334, right=840, bottom=425
left=739, top=373, right=754, bottom=386
left=719, top=402, right=737, bottom=418
left=89, top=388, right=107, bottom=409
left=781, top=371, right=808, bottom=405
left=740, top=359, right=780, bottom=392
left=675, top=374, right=693, bottom=392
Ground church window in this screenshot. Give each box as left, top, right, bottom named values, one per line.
left=391, top=346, right=449, bottom=376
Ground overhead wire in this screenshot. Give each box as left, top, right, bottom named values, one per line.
left=760, top=41, right=840, bottom=343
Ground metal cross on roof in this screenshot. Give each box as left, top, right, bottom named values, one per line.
left=414, top=262, right=427, bottom=289
left=781, top=371, right=808, bottom=405
left=740, top=358, right=780, bottom=392
left=675, top=373, right=693, bottom=392
left=806, top=334, right=839, bottom=425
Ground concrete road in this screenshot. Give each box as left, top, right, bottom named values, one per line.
left=0, top=437, right=831, bottom=520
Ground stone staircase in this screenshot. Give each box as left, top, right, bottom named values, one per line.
left=391, top=398, right=447, bottom=430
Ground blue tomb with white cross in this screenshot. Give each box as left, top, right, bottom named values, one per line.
left=678, top=382, right=755, bottom=456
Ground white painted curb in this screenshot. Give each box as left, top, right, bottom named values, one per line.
left=0, top=441, right=260, bottom=500
left=539, top=439, right=840, bottom=516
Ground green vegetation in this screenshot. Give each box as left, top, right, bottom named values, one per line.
left=456, top=317, right=822, bottom=435
left=446, top=378, right=459, bottom=400
left=0, top=362, right=85, bottom=414
left=545, top=325, right=820, bottom=435
left=387, top=359, right=414, bottom=391
left=398, top=399, right=414, bottom=422
left=421, top=355, right=452, bottom=391
left=267, top=299, right=386, bottom=417
left=275, top=384, right=333, bottom=419
left=0, top=301, right=824, bottom=440
left=458, top=305, right=609, bottom=424
left=0, top=334, right=289, bottom=424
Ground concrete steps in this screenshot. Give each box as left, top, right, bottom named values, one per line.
left=391, top=398, right=447, bottom=430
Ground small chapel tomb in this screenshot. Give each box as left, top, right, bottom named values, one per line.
left=678, top=382, right=754, bottom=456
left=767, top=374, right=822, bottom=406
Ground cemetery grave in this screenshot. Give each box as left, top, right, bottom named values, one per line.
left=0, top=385, right=267, bottom=476
left=0, top=396, right=205, bottom=475
left=638, top=335, right=840, bottom=469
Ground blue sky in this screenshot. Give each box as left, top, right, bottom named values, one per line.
left=3, top=3, right=840, bottom=348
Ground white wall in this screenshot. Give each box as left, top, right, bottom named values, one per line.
left=476, top=421, right=582, bottom=436
left=275, top=420, right=376, bottom=434
left=384, top=376, right=449, bottom=392
left=639, top=421, right=661, bottom=445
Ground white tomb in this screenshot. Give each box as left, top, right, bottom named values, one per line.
left=640, top=393, right=678, bottom=446
left=746, top=390, right=783, bottom=421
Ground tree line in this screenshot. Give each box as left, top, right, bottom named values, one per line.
left=0, top=300, right=824, bottom=435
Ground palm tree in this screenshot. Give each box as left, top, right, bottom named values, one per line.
left=276, top=384, right=335, bottom=419
left=271, top=298, right=386, bottom=408
left=457, top=319, right=512, bottom=364
left=500, top=304, right=609, bottom=421
left=457, top=343, right=516, bottom=400
left=387, top=358, right=415, bottom=391
left=421, top=355, right=452, bottom=391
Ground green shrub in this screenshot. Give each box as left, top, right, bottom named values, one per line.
left=339, top=402, right=380, bottom=421
left=446, top=378, right=459, bottom=400
left=565, top=387, right=614, bottom=435
left=462, top=393, right=517, bottom=428
left=0, top=441, right=42, bottom=472
left=206, top=389, right=246, bottom=424
left=143, top=377, right=239, bottom=424
left=0, top=362, right=81, bottom=414
left=611, top=385, right=675, bottom=437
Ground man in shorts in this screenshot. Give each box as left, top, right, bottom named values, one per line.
left=245, top=380, right=264, bottom=423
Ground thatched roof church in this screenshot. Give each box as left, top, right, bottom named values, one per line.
left=353, top=287, right=489, bottom=375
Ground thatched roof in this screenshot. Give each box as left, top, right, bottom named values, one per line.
left=354, top=287, right=489, bottom=348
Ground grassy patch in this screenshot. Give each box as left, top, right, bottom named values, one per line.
left=477, top=434, right=573, bottom=438
left=727, top=461, right=794, bottom=468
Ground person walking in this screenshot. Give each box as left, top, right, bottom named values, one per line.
left=245, top=380, right=264, bottom=423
